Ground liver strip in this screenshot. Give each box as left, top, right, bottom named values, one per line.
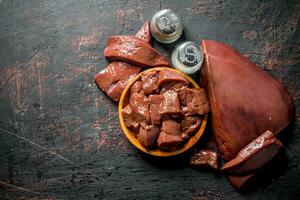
left=94, top=22, right=151, bottom=101
left=157, top=69, right=189, bottom=87
left=221, top=130, right=283, bottom=175
left=104, top=36, right=170, bottom=67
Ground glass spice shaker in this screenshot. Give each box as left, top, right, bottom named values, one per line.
left=171, top=41, right=204, bottom=75
left=150, top=9, right=183, bottom=44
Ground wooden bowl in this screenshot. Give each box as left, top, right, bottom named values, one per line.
left=118, top=67, right=208, bottom=157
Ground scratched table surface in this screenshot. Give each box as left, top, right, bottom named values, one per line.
left=0, top=0, right=299, bottom=199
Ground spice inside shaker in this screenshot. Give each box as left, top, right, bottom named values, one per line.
left=150, top=9, right=183, bottom=44
left=171, top=41, right=204, bottom=75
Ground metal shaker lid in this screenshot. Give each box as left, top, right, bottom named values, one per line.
left=171, top=41, right=204, bottom=75
left=150, top=9, right=183, bottom=43
left=155, top=9, right=181, bottom=34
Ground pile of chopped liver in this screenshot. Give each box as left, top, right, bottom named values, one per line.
left=122, top=69, right=210, bottom=151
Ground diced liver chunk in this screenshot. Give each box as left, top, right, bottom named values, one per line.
left=141, top=71, right=159, bottom=95
left=182, top=88, right=210, bottom=115
left=130, top=80, right=142, bottom=95
left=122, top=104, right=140, bottom=134
left=181, top=116, right=202, bottom=141
left=138, top=125, right=160, bottom=149
left=159, top=90, right=182, bottom=116
left=178, top=87, right=188, bottom=106
left=157, top=131, right=183, bottom=151
left=161, top=82, right=187, bottom=93
left=161, top=120, right=181, bottom=135
left=190, top=150, right=219, bottom=170
left=149, top=95, right=163, bottom=125
left=129, top=92, right=150, bottom=122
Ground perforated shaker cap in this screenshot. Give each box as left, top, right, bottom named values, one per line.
left=171, top=41, right=204, bottom=75
left=150, top=9, right=183, bottom=43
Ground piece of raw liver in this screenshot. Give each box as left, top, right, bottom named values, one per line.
left=94, top=22, right=150, bottom=101
left=129, top=92, right=150, bottom=122
left=181, top=116, right=202, bottom=141
left=104, top=36, right=170, bottom=67
left=134, top=21, right=151, bottom=43
left=179, top=88, right=210, bottom=115
left=141, top=71, right=159, bottom=95
left=161, top=120, right=181, bottom=135
left=221, top=130, right=283, bottom=175
left=107, top=22, right=151, bottom=46
left=190, top=150, right=219, bottom=170
left=130, top=80, right=142, bottom=95
left=121, top=104, right=140, bottom=134
left=200, top=39, right=294, bottom=161
left=157, top=69, right=189, bottom=87
left=149, top=94, right=163, bottom=125
left=160, top=82, right=187, bottom=92
left=137, top=125, right=160, bottom=149
left=157, top=131, right=183, bottom=151
left=178, top=87, right=188, bottom=105
left=159, top=90, right=183, bottom=117
left=94, top=62, right=141, bottom=101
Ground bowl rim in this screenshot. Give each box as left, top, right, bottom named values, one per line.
left=118, top=67, right=208, bottom=157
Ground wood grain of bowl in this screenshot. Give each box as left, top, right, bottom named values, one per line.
left=119, top=67, right=208, bottom=157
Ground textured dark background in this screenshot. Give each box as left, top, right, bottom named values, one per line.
left=0, top=0, right=299, bottom=199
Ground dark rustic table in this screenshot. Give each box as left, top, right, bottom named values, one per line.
left=0, top=0, right=299, bottom=199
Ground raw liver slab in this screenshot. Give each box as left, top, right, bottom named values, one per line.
left=104, top=36, right=170, bottom=67
left=94, top=62, right=141, bottom=101
left=94, top=22, right=150, bottom=102
left=200, top=39, right=294, bottom=161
